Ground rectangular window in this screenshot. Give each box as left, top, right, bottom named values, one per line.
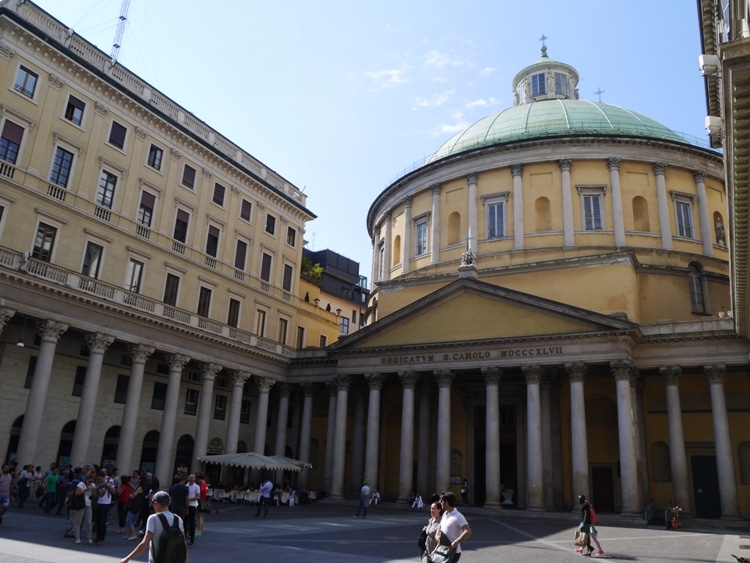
left=265, top=213, right=276, bottom=235
left=319, top=334, right=328, bottom=347
left=197, top=286, right=212, bottom=317
left=582, top=195, right=603, bottom=231
left=240, top=199, right=252, bottom=221
left=24, top=356, right=37, bottom=389
left=32, top=222, right=57, bottom=262
left=227, top=298, right=241, bottom=328
left=531, top=73, right=546, bottom=96
left=137, top=191, right=155, bottom=227
left=415, top=220, right=428, bottom=256
left=14, top=65, right=38, bottom=98
left=214, top=395, right=227, bottom=420
left=181, top=164, right=196, bottom=189
left=554, top=72, right=568, bottom=96
left=278, top=317, right=288, bottom=344
left=212, top=183, right=225, bottom=206
left=151, top=381, right=167, bottom=410
left=286, top=226, right=296, bottom=247
left=0, top=120, right=24, bottom=164
left=260, top=252, right=272, bottom=282
left=96, top=170, right=117, bottom=209
left=82, top=242, right=104, bottom=278
left=240, top=400, right=250, bottom=424
left=147, top=144, right=163, bottom=170
left=114, top=374, right=129, bottom=404
left=125, top=258, right=144, bottom=293
left=184, top=388, right=199, bottom=416
left=64, top=95, right=85, bottom=125
left=234, top=239, right=247, bottom=270
left=50, top=147, right=74, bottom=187
left=282, top=264, right=293, bottom=291
left=488, top=201, right=505, bottom=238
left=206, top=225, right=219, bottom=258
left=296, top=326, right=305, bottom=348
left=173, top=209, right=189, bottom=243
left=108, top=121, right=127, bottom=150
left=163, top=273, right=180, bottom=306
left=675, top=200, right=694, bottom=238
left=340, top=316, right=349, bottom=334
left=72, top=366, right=86, bottom=397
left=255, top=309, right=266, bottom=337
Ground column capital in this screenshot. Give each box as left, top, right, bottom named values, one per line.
left=37, top=319, right=68, bottom=343
left=256, top=375, right=276, bottom=393
left=434, top=369, right=454, bottom=387
left=127, top=344, right=155, bottom=363
left=84, top=332, right=115, bottom=354
left=660, top=366, right=682, bottom=386
left=522, top=364, right=544, bottom=384
left=365, top=372, right=384, bottom=390
left=466, top=172, right=477, bottom=185
left=230, top=370, right=251, bottom=387
left=300, top=382, right=316, bottom=397
left=565, top=362, right=587, bottom=382
left=399, top=370, right=418, bottom=387
left=277, top=383, right=292, bottom=398
left=610, top=359, right=634, bottom=382
left=0, top=307, right=15, bottom=331
left=164, top=353, right=190, bottom=372
left=558, top=158, right=572, bottom=172
left=511, top=163, right=524, bottom=177
left=704, top=364, right=726, bottom=385
left=403, top=196, right=412, bottom=210
left=430, top=182, right=443, bottom=195
left=482, top=366, right=502, bottom=386
left=607, top=157, right=622, bottom=171
left=653, top=162, right=667, bottom=175
left=200, top=362, right=222, bottom=381
left=327, top=379, right=338, bottom=396
left=385, top=211, right=393, bottom=223
left=693, top=171, right=705, bottom=183
left=335, top=374, right=350, bottom=391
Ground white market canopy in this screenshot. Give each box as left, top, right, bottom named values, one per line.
left=197, top=452, right=311, bottom=472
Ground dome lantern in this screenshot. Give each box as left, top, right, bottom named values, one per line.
left=511, top=46, right=580, bottom=105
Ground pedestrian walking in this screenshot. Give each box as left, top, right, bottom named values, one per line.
left=353, top=479, right=370, bottom=518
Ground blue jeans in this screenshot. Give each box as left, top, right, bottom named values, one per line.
left=255, top=496, right=269, bottom=517
left=355, top=497, right=368, bottom=517
left=94, top=503, right=111, bottom=542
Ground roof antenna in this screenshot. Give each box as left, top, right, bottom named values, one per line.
left=110, top=0, right=131, bottom=65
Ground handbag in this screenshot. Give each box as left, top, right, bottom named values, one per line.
left=417, top=528, right=428, bottom=552
left=428, top=531, right=456, bottom=563
left=199, top=499, right=212, bottom=514
left=574, top=530, right=590, bottom=547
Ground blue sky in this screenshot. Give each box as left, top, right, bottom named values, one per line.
left=33, top=0, right=709, bottom=283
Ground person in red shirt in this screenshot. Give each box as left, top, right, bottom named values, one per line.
left=196, top=473, right=209, bottom=535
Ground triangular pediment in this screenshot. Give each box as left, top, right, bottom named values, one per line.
left=332, top=278, right=636, bottom=351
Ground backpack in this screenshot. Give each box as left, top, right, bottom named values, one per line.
left=590, top=505, right=597, bottom=525
left=69, top=480, right=85, bottom=510
left=152, top=513, right=187, bottom=563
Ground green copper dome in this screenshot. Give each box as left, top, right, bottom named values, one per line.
left=429, top=99, right=686, bottom=163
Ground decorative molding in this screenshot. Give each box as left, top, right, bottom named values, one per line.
left=94, top=101, right=108, bottom=116
left=134, top=127, right=147, bottom=141
left=47, top=73, right=64, bottom=89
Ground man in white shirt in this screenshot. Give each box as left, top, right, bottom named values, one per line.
left=119, top=490, right=188, bottom=563
left=254, top=478, right=273, bottom=518
left=353, top=479, right=370, bottom=518
left=185, top=474, right=201, bottom=545
left=439, top=491, right=472, bottom=563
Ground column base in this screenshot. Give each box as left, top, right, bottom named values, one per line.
left=483, top=501, right=503, bottom=509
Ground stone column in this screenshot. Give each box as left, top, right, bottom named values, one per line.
left=297, top=383, right=315, bottom=488
left=694, top=172, right=713, bottom=256
left=364, top=373, right=383, bottom=489
left=70, top=332, right=115, bottom=466
left=253, top=376, right=275, bottom=455
left=541, top=368, right=560, bottom=510
left=511, top=164, right=524, bottom=250
left=435, top=370, right=454, bottom=493
left=225, top=370, right=250, bottom=454
left=548, top=375, right=564, bottom=509
left=431, top=183, right=442, bottom=263
left=398, top=370, right=418, bottom=502
left=155, top=353, right=190, bottom=486
left=192, top=363, right=221, bottom=471
left=402, top=197, right=412, bottom=272
left=559, top=159, right=575, bottom=247
left=330, top=375, right=350, bottom=499
left=523, top=365, right=545, bottom=510
left=417, top=379, right=431, bottom=497
left=371, top=227, right=380, bottom=284
left=705, top=365, right=740, bottom=518
left=608, top=157, right=626, bottom=246
left=117, top=344, right=155, bottom=472
left=566, top=362, right=589, bottom=503
left=273, top=384, right=291, bottom=482
left=654, top=162, right=673, bottom=250
left=634, top=376, right=650, bottom=504
left=351, top=385, right=367, bottom=486
left=482, top=367, right=502, bottom=507
left=661, top=366, right=691, bottom=511
left=612, top=360, right=641, bottom=514
left=16, top=320, right=68, bottom=465
left=323, top=381, right=337, bottom=492
left=467, top=174, right=478, bottom=254
left=383, top=212, right=393, bottom=280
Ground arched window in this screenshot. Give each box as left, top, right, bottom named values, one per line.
left=139, top=430, right=159, bottom=473
left=393, top=235, right=401, bottom=266
left=632, top=196, right=650, bottom=232
left=56, top=420, right=76, bottom=465
left=651, top=441, right=671, bottom=482
left=689, top=263, right=709, bottom=314
left=448, top=212, right=461, bottom=245
left=175, top=434, right=194, bottom=475
left=535, top=197, right=551, bottom=231
left=102, top=425, right=120, bottom=466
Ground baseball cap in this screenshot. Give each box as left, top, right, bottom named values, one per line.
left=151, top=491, right=171, bottom=506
